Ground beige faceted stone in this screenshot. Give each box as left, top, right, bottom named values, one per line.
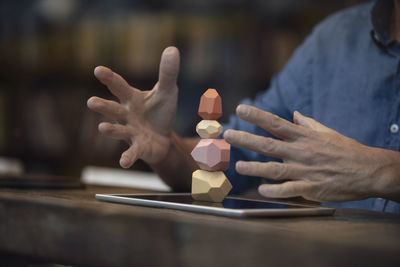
left=191, top=170, right=232, bottom=202
left=196, top=120, right=223, bottom=139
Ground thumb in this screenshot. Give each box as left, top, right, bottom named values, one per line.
left=158, top=46, right=180, bottom=92
left=293, top=111, right=332, bottom=132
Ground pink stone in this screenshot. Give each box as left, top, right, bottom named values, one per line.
left=191, top=139, right=230, bottom=171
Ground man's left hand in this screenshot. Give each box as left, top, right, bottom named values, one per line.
left=224, top=104, right=400, bottom=202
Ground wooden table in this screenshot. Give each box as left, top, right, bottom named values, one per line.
left=0, top=185, right=399, bottom=267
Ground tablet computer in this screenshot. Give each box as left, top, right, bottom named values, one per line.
left=96, top=193, right=335, bottom=218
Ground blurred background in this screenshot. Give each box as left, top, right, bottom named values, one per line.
left=0, top=0, right=368, bottom=177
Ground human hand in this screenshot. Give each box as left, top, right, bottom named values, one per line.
left=87, top=47, right=180, bottom=168
left=224, top=104, right=400, bottom=202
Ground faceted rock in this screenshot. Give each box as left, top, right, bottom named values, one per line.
left=191, top=139, right=230, bottom=171
left=196, top=120, right=223, bottom=139
left=191, top=170, right=232, bottom=202
left=198, top=89, right=222, bottom=120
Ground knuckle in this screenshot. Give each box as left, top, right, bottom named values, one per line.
left=269, top=162, right=286, bottom=179
left=259, top=137, right=275, bottom=154
left=269, top=115, right=281, bottom=130
left=301, top=146, right=315, bottom=163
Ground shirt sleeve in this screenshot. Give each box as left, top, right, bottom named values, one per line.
left=224, top=28, right=317, bottom=194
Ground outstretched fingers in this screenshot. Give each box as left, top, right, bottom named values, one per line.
left=236, top=161, right=307, bottom=180
left=258, top=181, right=314, bottom=198
left=157, top=46, right=180, bottom=92
left=94, top=66, right=133, bottom=102
left=236, top=105, right=308, bottom=140
left=87, top=97, right=128, bottom=123
left=293, top=111, right=332, bottom=133
left=98, top=122, right=132, bottom=143
left=97, top=122, right=142, bottom=169
left=224, top=130, right=293, bottom=159
left=120, top=144, right=140, bottom=169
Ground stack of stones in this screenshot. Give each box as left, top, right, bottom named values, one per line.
left=190, top=89, right=232, bottom=202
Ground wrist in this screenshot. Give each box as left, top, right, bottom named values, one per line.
left=150, top=132, right=197, bottom=191
left=372, top=149, right=400, bottom=202
left=150, top=131, right=176, bottom=166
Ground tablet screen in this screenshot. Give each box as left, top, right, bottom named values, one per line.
left=118, top=194, right=309, bottom=209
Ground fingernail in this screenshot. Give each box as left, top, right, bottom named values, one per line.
left=258, top=185, right=269, bottom=195
left=98, top=122, right=107, bottom=131
left=120, top=157, right=129, bottom=168
left=293, top=110, right=304, bottom=124
left=94, top=66, right=112, bottom=80
left=236, top=105, right=249, bottom=117
left=94, top=66, right=103, bottom=77
left=163, top=46, right=178, bottom=55
left=223, top=130, right=232, bottom=140
left=87, top=97, right=95, bottom=108
left=236, top=161, right=247, bottom=172
left=294, top=110, right=303, bottom=117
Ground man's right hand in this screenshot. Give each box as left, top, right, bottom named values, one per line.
left=87, top=47, right=180, bottom=169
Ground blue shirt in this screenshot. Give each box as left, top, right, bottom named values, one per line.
left=224, top=0, right=400, bottom=213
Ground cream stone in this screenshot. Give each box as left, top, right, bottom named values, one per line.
left=196, top=120, right=223, bottom=139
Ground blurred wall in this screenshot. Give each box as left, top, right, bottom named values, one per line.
left=0, top=0, right=368, bottom=175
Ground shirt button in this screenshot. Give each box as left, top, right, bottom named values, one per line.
left=390, top=123, right=399, bottom=134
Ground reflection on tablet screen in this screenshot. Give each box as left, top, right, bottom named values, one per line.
left=119, top=195, right=308, bottom=209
